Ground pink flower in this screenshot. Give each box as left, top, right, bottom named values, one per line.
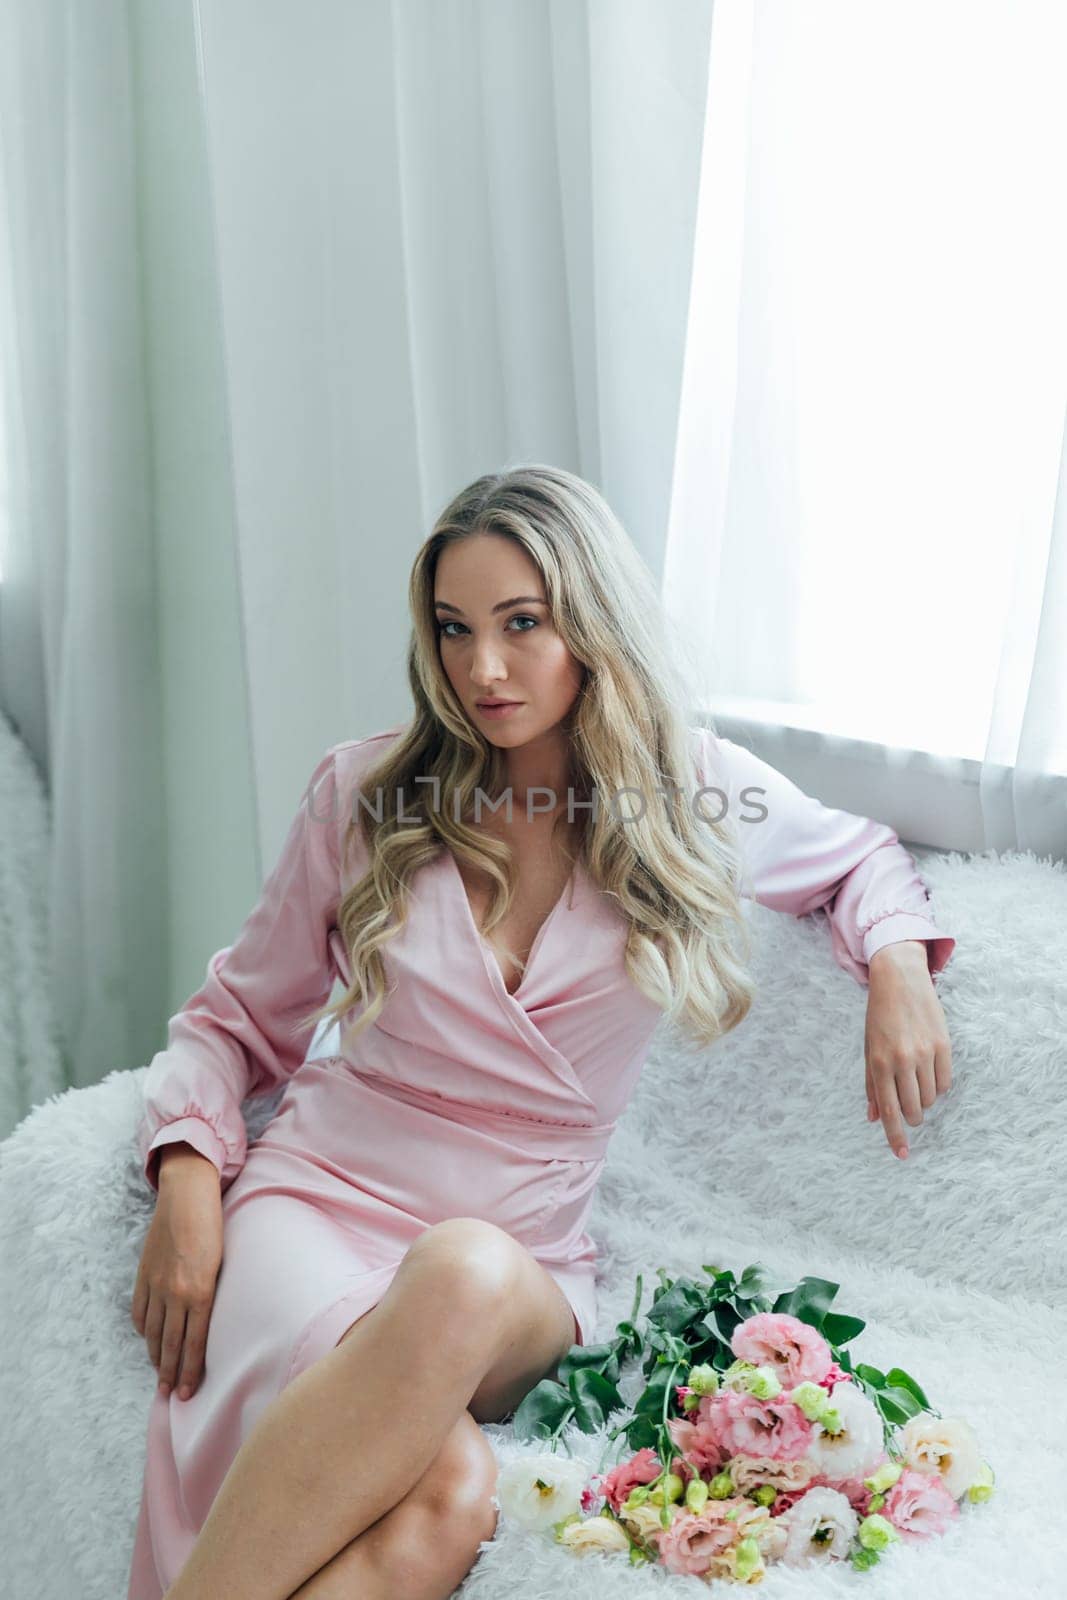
left=818, top=1360, right=852, bottom=1392
left=710, top=1389, right=815, bottom=1462
left=599, top=1447, right=662, bottom=1514
left=579, top=1481, right=603, bottom=1513
left=731, top=1312, right=834, bottom=1388
left=666, top=1415, right=728, bottom=1478
left=829, top=1472, right=878, bottom=1516
left=771, top=1483, right=809, bottom=1515
left=883, top=1466, right=960, bottom=1544
left=653, top=1500, right=751, bottom=1576
left=766, top=1471, right=867, bottom=1518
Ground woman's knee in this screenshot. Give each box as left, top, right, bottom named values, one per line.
left=411, top=1408, right=499, bottom=1522
left=307, top=1415, right=498, bottom=1600
left=386, top=1411, right=500, bottom=1568
left=400, top=1218, right=527, bottom=1325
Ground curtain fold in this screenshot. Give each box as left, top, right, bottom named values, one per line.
left=980, top=395, right=1067, bottom=858
left=0, top=0, right=168, bottom=1096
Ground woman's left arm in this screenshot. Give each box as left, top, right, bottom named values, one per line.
left=694, top=729, right=955, bottom=1158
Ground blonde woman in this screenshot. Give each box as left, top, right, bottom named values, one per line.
left=127, top=465, right=955, bottom=1600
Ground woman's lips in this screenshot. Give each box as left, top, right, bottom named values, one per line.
left=475, top=701, right=524, bottom=718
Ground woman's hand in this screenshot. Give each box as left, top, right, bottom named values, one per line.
left=131, top=1145, right=225, bottom=1401
left=865, top=941, right=953, bottom=1160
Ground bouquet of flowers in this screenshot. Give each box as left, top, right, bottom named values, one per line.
left=496, top=1262, right=994, bottom=1582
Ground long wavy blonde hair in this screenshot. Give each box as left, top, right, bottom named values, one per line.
left=300, top=464, right=755, bottom=1052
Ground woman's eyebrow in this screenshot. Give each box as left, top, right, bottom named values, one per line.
left=433, top=595, right=548, bottom=616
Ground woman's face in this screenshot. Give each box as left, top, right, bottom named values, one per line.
left=434, top=533, right=585, bottom=748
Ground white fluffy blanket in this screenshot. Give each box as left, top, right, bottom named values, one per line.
left=0, top=709, right=66, bottom=1142
left=0, top=846, right=1063, bottom=1599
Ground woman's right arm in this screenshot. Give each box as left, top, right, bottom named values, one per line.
left=137, top=743, right=345, bottom=1196
left=131, top=742, right=347, bottom=1399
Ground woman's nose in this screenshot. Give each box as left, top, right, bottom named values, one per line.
left=470, top=643, right=508, bottom=685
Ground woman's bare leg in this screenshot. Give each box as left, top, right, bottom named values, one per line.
left=285, top=1409, right=499, bottom=1600
left=164, top=1219, right=577, bottom=1600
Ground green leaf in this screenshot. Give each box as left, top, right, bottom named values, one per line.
left=625, top=1412, right=660, bottom=1451
left=632, top=1364, right=674, bottom=1422
left=697, top=1312, right=722, bottom=1343
left=821, top=1311, right=866, bottom=1346
left=511, top=1378, right=572, bottom=1441
left=876, top=1393, right=912, bottom=1427
left=646, top=1279, right=706, bottom=1336
left=568, top=1368, right=623, bottom=1432
left=771, top=1275, right=839, bottom=1330
left=854, top=1363, right=886, bottom=1389
left=884, top=1367, right=931, bottom=1409
left=880, top=1384, right=925, bottom=1422
left=701, top=1265, right=736, bottom=1291
left=713, top=1300, right=743, bottom=1341
left=735, top=1262, right=795, bottom=1302
left=558, top=1343, right=621, bottom=1387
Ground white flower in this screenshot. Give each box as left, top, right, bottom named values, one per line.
left=558, top=1515, right=632, bottom=1556
left=621, top=1502, right=671, bottom=1544
left=805, top=1382, right=885, bottom=1480
left=777, top=1485, right=859, bottom=1565
left=495, top=1452, right=590, bottom=1533
left=898, top=1413, right=984, bottom=1501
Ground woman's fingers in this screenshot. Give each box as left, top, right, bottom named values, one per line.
left=916, top=1053, right=938, bottom=1110
left=895, top=1065, right=925, bottom=1128
left=130, top=1269, right=149, bottom=1337
left=873, top=1073, right=908, bottom=1158
left=144, top=1292, right=165, bottom=1374
left=138, top=1287, right=206, bottom=1400
left=176, top=1303, right=211, bottom=1399
left=157, top=1301, right=188, bottom=1395
left=933, top=1035, right=953, bottom=1097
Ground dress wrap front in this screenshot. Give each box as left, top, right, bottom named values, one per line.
left=127, top=725, right=954, bottom=1596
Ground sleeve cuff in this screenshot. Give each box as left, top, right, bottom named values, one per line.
left=862, top=914, right=956, bottom=977
left=144, top=1117, right=228, bottom=1193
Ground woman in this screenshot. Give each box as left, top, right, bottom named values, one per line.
left=127, top=465, right=955, bottom=1600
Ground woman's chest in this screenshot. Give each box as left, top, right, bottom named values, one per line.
left=452, top=822, right=578, bottom=996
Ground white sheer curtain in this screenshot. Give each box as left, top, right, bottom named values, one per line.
left=0, top=0, right=168, bottom=1098
left=0, top=0, right=717, bottom=1100
left=663, top=0, right=1067, bottom=862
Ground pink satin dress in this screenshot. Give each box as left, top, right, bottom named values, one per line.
left=127, top=723, right=954, bottom=1597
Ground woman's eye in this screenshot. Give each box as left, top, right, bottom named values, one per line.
left=438, top=615, right=539, bottom=638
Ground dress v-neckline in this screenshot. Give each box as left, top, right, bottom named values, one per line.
left=443, top=846, right=579, bottom=1004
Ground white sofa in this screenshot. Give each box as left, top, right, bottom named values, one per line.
left=1, top=845, right=1063, bottom=1599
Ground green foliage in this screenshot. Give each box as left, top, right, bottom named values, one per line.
left=511, top=1258, right=940, bottom=1476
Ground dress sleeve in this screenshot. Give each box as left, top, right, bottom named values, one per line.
left=694, top=729, right=956, bottom=988
left=137, top=744, right=344, bottom=1194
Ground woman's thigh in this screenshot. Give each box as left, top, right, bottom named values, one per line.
left=206, top=1191, right=382, bottom=1399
